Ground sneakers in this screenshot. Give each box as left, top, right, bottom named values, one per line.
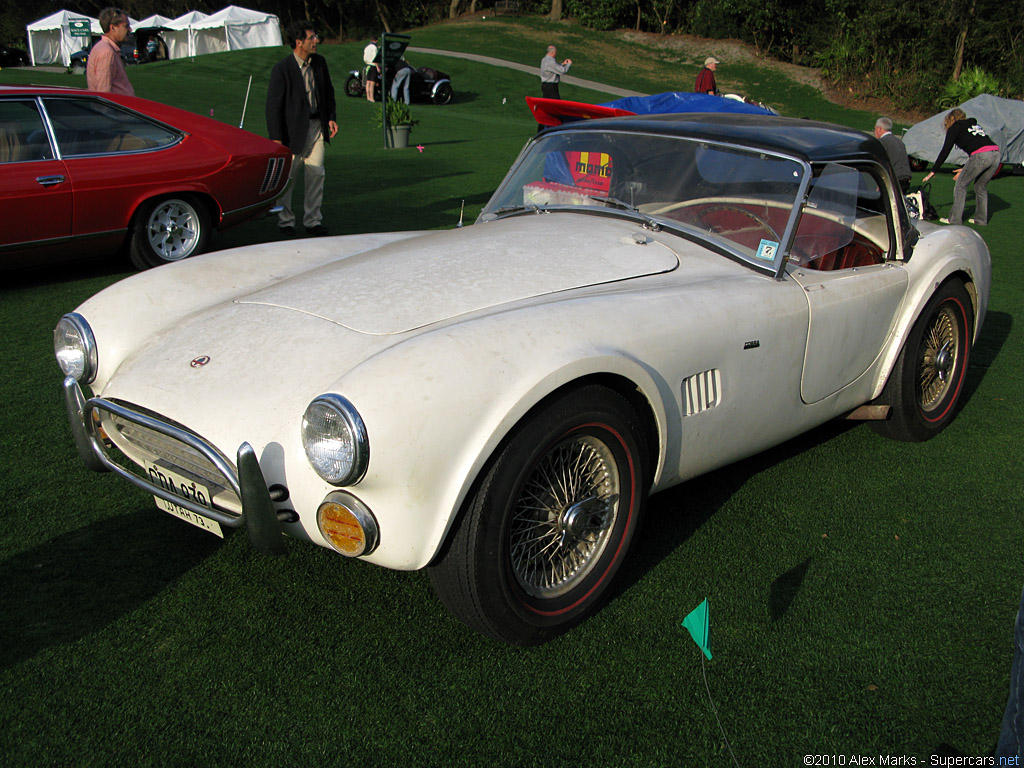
left=968, top=218, right=985, bottom=225
left=939, top=217, right=950, bottom=224
left=305, top=224, right=329, bottom=237
left=278, top=225, right=295, bottom=235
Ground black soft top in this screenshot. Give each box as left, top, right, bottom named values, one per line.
left=546, top=112, right=885, bottom=168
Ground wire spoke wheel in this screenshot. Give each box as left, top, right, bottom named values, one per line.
left=509, top=435, right=620, bottom=599
left=871, top=279, right=973, bottom=442
left=428, top=386, right=647, bottom=644
left=917, top=305, right=960, bottom=413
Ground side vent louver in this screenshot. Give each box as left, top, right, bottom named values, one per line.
left=682, top=369, right=722, bottom=416
left=260, top=157, right=286, bottom=194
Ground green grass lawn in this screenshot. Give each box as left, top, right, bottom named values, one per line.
left=1, top=17, right=1022, bottom=767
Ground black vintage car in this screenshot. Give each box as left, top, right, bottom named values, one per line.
left=0, top=45, right=30, bottom=68
left=345, top=64, right=453, bottom=105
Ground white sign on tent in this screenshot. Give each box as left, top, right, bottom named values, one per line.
left=26, top=10, right=101, bottom=66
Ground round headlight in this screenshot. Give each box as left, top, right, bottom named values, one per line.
left=301, top=394, right=368, bottom=486
left=54, top=313, right=97, bottom=384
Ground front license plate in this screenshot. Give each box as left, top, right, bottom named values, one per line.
left=146, top=462, right=224, bottom=538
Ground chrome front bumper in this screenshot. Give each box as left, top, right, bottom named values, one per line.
left=62, top=375, right=289, bottom=555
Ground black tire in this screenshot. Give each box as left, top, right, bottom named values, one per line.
left=871, top=279, right=973, bottom=441
left=432, top=81, right=453, bottom=105
left=71, top=62, right=86, bottom=75
left=428, top=386, right=648, bottom=645
left=129, top=196, right=210, bottom=270
left=344, top=74, right=364, bottom=98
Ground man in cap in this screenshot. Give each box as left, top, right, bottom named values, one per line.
left=695, top=56, right=720, bottom=95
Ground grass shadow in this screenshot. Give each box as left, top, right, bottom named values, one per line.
left=612, top=419, right=856, bottom=602
left=1, top=252, right=130, bottom=290
left=769, top=557, right=813, bottom=621
left=964, top=309, right=1012, bottom=403
left=0, top=509, right=221, bottom=671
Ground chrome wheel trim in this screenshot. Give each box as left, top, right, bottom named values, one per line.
left=146, top=199, right=201, bottom=261
left=509, top=434, right=620, bottom=599
left=918, top=304, right=960, bottom=412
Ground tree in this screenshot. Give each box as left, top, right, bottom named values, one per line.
left=550, top=0, right=563, bottom=21
left=951, top=0, right=978, bottom=81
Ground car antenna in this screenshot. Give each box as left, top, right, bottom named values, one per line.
left=239, top=75, right=253, bottom=129
left=457, top=199, right=465, bottom=228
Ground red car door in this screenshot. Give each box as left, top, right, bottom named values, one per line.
left=0, top=99, right=73, bottom=266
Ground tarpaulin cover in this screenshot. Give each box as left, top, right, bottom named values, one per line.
left=903, top=94, right=1024, bottom=167
left=600, top=92, right=776, bottom=116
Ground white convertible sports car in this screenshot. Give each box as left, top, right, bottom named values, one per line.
left=56, top=114, right=990, bottom=645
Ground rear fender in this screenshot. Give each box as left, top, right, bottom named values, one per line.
left=869, top=231, right=990, bottom=398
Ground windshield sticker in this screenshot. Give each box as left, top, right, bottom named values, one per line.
left=567, top=151, right=612, bottom=193
left=755, top=239, right=780, bottom=261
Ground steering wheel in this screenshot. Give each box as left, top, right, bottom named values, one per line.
left=694, top=204, right=780, bottom=243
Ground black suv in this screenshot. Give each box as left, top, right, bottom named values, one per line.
left=70, top=34, right=138, bottom=73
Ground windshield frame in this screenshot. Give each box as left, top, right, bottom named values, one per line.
left=479, top=128, right=814, bottom=278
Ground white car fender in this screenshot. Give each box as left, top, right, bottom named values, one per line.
left=868, top=226, right=990, bottom=399
left=318, top=317, right=668, bottom=571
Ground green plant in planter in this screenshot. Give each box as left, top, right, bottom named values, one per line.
left=371, top=100, right=419, bottom=129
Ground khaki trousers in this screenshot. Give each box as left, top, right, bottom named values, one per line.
left=278, top=121, right=326, bottom=229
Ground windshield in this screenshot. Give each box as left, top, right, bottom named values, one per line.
left=481, top=129, right=809, bottom=272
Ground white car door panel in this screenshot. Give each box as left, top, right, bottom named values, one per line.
left=792, top=264, right=909, bottom=403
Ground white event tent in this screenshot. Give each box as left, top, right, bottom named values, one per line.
left=163, top=6, right=282, bottom=59
left=26, top=7, right=282, bottom=66
left=161, top=10, right=208, bottom=59
left=26, top=10, right=101, bottom=66
left=135, top=13, right=176, bottom=29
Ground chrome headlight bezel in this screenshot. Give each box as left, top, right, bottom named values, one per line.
left=301, top=394, right=369, bottom=486
left=54, top=312, right=98, bottom=385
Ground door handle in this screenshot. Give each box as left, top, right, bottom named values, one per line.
left=36, top=175, right=66, bottom=187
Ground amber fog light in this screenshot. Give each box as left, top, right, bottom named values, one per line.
left=317, top=492, right=379, bottom=557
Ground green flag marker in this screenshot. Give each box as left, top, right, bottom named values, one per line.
left=682, top=597, right=712, bottom=660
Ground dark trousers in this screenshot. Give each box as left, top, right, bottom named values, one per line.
left=541, top=82, right=561, bottom=100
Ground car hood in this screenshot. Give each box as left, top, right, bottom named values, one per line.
left=235, top=216, right=679, bottom=334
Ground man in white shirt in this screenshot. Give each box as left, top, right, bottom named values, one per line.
left=539, top=45, right=572, bottom=100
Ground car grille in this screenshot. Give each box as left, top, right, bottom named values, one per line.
left=100, top=407, right=240, bottom=513
left=109, top=413, right=228, bottom=486
left=260, top=157, right=287, bottom=194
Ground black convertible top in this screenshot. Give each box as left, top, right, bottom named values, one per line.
left=546, top=112, right=886, bottom=168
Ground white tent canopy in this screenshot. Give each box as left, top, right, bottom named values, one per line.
left=163, top=6, right=282, bottom=59
left=162, top=11, right=208, bottom=60
left=904, top=94, right=1024, bottom=168
left=135, top=14, right=175, bottom=29
left=26, top=10, right=100, bottom=66
left=25, top=7, right=282, bottom=65
left=26, top=9, right=146, bottom=66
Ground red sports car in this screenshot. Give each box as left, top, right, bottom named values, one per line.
left=0, top=85, right=291, bottom=270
